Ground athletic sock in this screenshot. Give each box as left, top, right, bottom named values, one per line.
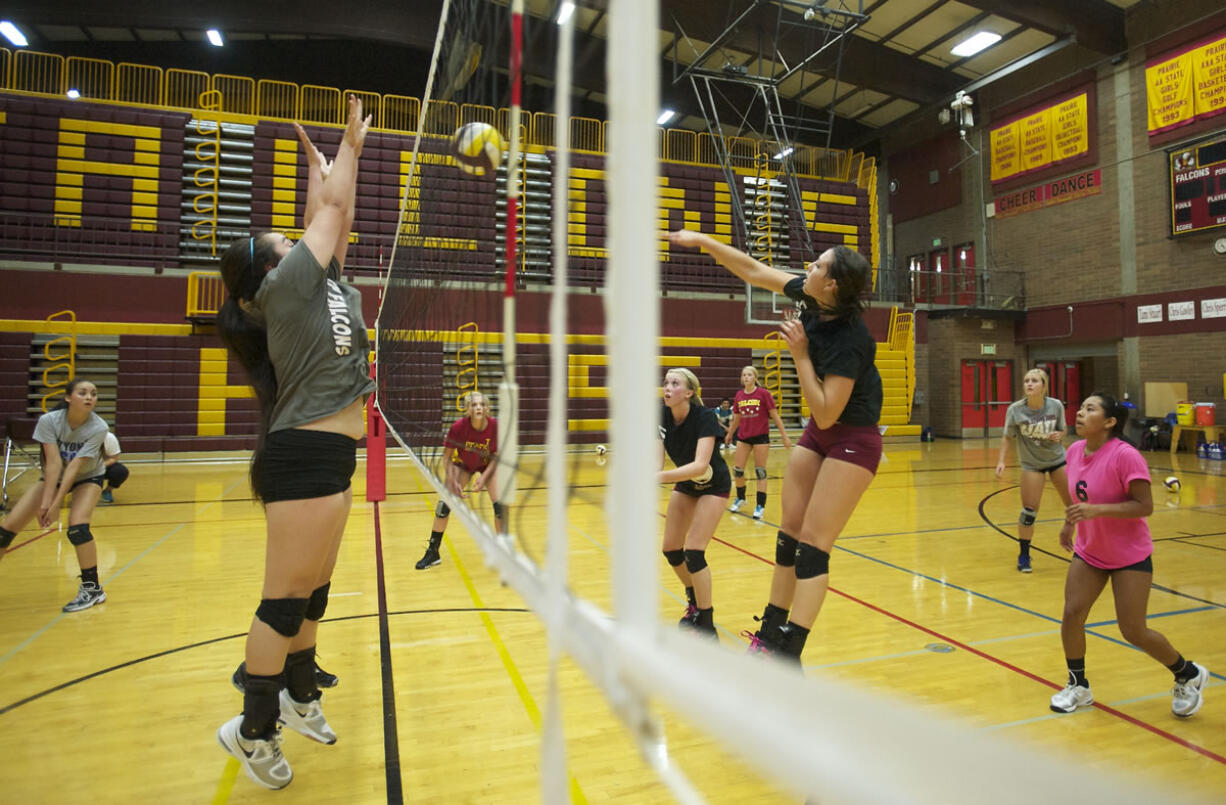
left=240, top=673, right=283, bottom=740
left=778, top=621, right=810, bottom=657
left=1066, top=657, right=1088, bottom=688
left=1168, top=656, right=1199, bottom=683
left=685, top=586, right=696, bottom=607
left=284, top=646, right=321, bottom=702
left=0, top=525, right=15, bottom=548
left=429, top=530, right=443, bottom=548
left=80, top=566, right=99, bottom=586
left=1018, top=539, right=1031, bottom=557
left=735, top=487, right=746, bottom=502
left=756, top=491, right=767, bottom=507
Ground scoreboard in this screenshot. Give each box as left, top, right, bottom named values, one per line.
left=1169, top=133, right=1226, bottom=236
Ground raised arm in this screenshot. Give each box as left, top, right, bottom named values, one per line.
left=301, top=95, right=370, bottom=271
left=293, top=122, right=332, bottom=233
left=668, top=229, right=796, bottom=294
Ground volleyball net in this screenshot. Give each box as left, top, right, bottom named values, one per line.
left=373, top=2, right=1189, bottom=803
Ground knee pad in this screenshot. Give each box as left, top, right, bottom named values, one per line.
left=794, top=543, right=830, bottom=580
left=1019, top=506, right=1037, bottom=527
left=305, top=582, right=330, bottom=621
left=755, top=467, right=767, bottom=481
left=662, top=548, right=686, bottom=567
left=66, top=524, right=93, bottom=546
left=684, top=549, right=708, bottom=573
left=255, top=597, right=309, bottom=637
left=775, top=531, right=798, bottom=567
left=733, top=467, right=745, bottom=480
left=435, top=500, right=451, bottom=518
left=491, top=501, right=504, bottom=520
left=0, top=525, right=15, bottom=548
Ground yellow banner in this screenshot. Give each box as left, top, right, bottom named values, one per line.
left=1193, top=37, right=1226, bottom=119
left=1146, top=51, right=1197, bottom=131
left=990, top=122, right=1020, bottom=182
left=1051, top=94, right=1088, bottom=161
left=1020, top=108, right=1052, bottom=172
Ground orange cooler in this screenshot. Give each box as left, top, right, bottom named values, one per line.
left=1195, top=402, right=1215, bottom=426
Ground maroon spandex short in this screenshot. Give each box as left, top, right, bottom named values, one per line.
left=796, top=417, right=882, bottom=475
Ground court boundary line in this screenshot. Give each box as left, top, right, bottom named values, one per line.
left=372, top=500, right=404, bottom=805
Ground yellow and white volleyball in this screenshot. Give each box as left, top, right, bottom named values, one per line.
left=694, top=465, right=713, bottom=485
left=450, top=121, right=505, bottom=176
left=1163, top=475, right=1181, bottom=493
left=595, top=444, right=607, bottom=456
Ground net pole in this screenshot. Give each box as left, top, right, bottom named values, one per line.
left=496, top=0, right=523, bottom=511
left=541, top=4, right=574, bottom=802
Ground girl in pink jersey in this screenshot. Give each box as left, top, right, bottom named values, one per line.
left=1050, top=392, right=1209, bottom=718
left=726, top=366, right=793, bottom=519
left=415, top=391, right=507, bottom=570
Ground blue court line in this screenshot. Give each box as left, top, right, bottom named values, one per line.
left=1086, top=605, right=1217, bottom=628
left=0, top=477, right=245, bottom=667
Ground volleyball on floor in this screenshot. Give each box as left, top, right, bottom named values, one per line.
left=451, top=122, right=505, bottom=176
left=594, top=444, right=607, bottom=456
left=1163, top=475, right=1181, bottom=492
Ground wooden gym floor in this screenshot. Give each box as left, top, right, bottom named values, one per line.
left=0, top=438, right=1223, bottom=803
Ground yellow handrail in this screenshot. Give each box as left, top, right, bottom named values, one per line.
left=187, top=272, right=226, bottom=318
left=40, top=310, right=76, bottom=412
left=454, top=322, right=480, bottom=412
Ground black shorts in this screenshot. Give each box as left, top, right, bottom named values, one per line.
left=1023, top=460, right=1067, bottom=475
left=1074, top=552, right=1153, bottom=573
left=736, top=433, right=771, bottom=446
left=44, top=475, right=104, bottom=491
left=259, top=429, right=358, bottom=503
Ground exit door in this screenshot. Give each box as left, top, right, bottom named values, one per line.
left=961, top=359, right=1013, bottom=437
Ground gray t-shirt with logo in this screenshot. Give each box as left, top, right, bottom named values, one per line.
left=254, top=240, right=375, bottom=433
left=33, top=408, right=108, bottom=481
left=1004, top=397, right=1066, bottom=471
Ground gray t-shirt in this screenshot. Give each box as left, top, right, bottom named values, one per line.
left=1004, top=397, right=1066, bottom=471
left=254, top=240, right=375, bottom=432
left=33, top=408, right=108, bottom=481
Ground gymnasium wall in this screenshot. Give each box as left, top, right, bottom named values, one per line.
left=885, top=0, right=1226, bottom=433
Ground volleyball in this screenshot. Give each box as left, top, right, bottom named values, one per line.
left=1163, top=475, right=1181, bottom=492
left=450, top=121, right=505, bottom=176
left=595, top=444, right=607, bottom=456
left=694, top=465, right=713, bottom=485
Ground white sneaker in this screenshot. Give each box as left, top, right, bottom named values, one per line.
left=1050, top=682, right=1093, bottom=713
left=1172, top=664, right=1209, bottom=718
left=278, top=689, right=337, bottom=744
left=729, top=498, right=745, bottom=513
left=752, top=504, right=765, bottom=520
left=62, top=582, right=106, bottom=612
left=217, top=714, right=292, bottom=790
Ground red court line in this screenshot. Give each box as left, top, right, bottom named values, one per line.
left=713, top=534, right=1226, bottom=766
left=1, top=526, right=58, bottom=555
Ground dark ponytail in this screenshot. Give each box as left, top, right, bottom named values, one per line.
left=218, top=234, right=277, bottom=500
left=1090, top=390, right=1132, bottom=444
left=822, top=246, right=871, bottom=321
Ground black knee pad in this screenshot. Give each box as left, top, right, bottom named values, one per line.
left=305, top=582, right=330, bottom=621
left=684, top=549, right=708, bottom=573
left=0, top=525, right=15, bottom=548
left=733, top=467, right=745, bottom=480
left=775, top=531, right=798, bottom=567
left=491, top=501, right=505, bottom=519
left=662, top=548, right=686, bottom=567
left=1019, top=506, right=1037, bottom=527
left=435, top=500, right=451, bottom=518
left=794, top=543, right=830, bottom=580
left=66, top=523, right=93, bottom=546
left=755, top=467, right=767, bottom=481
left=256, top=597, right=309, bottom=637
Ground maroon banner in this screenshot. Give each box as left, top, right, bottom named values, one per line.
left=994, top=169, right=1102, bottom=219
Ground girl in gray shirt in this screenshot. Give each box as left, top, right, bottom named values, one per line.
left=0, top=378, right=109, bottom=612
left=995, top=368, right=1073, bottom=573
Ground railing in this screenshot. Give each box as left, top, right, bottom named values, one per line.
left=186, top=272, right=226, bottom=319
left=873, top=266, right=1026, bottom=312
left=39, top=310, right=76, bottom=412
left=886, top=308, right=916, bottom=421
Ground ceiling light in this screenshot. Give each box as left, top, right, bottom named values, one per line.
left=656, top=109, right=676, bottom=126
left=66, top=88, right=81, bottom=99
left=206, top=29, right=224, bottom=47
left=773, top=147, right=794, bottom=160
left=556, top=2, right=575, bottom=27
left=0, top=21, right=29, bottom=47
left=951, top=31, right=1001, bottom=58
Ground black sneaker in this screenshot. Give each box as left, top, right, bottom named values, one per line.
left=415, top=545, right=441, bottom=570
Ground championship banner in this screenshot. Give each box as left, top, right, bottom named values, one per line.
left=989, top=122, right=1020, bottom=182
left=1020, top=109, right=1052, bottom=172
left=1052, top=94, right=1088, bottom=161
left=1146, top=30, right=1226, bottom=135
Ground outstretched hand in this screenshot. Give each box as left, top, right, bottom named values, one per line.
left=343, top=94, right=372, bottom=156
left=667, top=229, right=705, bottom=250
left=293, top=122, right=332, bottom=178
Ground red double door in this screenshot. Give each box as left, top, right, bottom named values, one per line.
left=961, top=359, right=1012, bottom=435
left=1034, top=361, right=1080, bottom=428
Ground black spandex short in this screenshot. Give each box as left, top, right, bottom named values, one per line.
left=45, top=474, right=104, bottom=491
left=260, top=428, right=358, bottom=503
left=1074, top=552, right=1153, bottom=574
left=1025, top=460, right=1067, bottom=475
left=736, top=433, right=770, bottom=446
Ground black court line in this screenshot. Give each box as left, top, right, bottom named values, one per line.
left=1170, top=538, right=1226, bottom=552
left=372, top=499, right=403, bottom=805
left=978, top=486, right=1226, bottom=609
left=0, top=605, right=529, bottom=717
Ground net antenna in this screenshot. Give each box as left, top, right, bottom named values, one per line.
left=671, top=0, right=868, bottom=324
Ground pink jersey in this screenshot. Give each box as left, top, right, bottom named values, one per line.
left=1064, top=438, right=1153, bottom=569
left=446, top=416, right=498, bottom=473
left=733, top=387, right=776, bottom=439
